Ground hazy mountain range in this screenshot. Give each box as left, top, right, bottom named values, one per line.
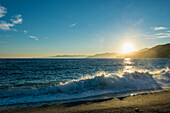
left=53, top=43, right=170, bottom=58
left=87, top=52, right=119, bottom=58
left=88, top=43, right=170, bottom=58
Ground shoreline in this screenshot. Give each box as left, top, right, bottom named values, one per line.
left=0, top=89, right=167, bottom=110
left=1, top=90, right=170, bottom=113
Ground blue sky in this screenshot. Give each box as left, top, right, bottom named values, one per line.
left=0, top=0, right=170, bottom=58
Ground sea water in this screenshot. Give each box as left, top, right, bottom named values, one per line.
left=0, top=58, right=170, bottom=109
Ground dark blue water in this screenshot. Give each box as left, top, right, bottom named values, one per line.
left=0, top=58, right=170, bottom=108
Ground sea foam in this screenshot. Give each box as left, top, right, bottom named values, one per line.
left=0, top=68, right=169, bottom=106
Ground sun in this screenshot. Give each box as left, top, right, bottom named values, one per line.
left=122, top=43, right=135, bottom=53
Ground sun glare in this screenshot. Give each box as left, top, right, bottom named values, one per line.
left=122, top=43, right=135, bottom=53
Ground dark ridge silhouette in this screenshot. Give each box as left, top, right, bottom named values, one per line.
left=117, top=43, right=170, bottom=58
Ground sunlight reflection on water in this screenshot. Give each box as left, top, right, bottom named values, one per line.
left=123, top=58, right=134, bottom=73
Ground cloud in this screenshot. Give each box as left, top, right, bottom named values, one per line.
left=12, top=28, right=18, bottom=31
left=134, top=18, right=144, bottom=25
left=52, top=55, right=87, bottom=58
left=145, top=32, right=170, bottom=39
left=10, top=15, right=23, bottom=24
left=0, top=5, right=23, bottom=31
left=155, top=32, right=170, bottom=39
left=153, top=27, right=168, bottom=30
left=24, top=30, right=28, bottom=34
left=156, top=35, right=170, bottom=38
left=0, top=5, right=7, bottom=18
left=155, top=33, right=169, bottom=36
left=70, top=23, right=77, bottom=27
left=0, top=5, right=36, bottom=41
left=0, top=16, right=22, bottom=30
left=29, top=36, right=38, bottom=40
left=0, top=21, right=14, bottom=30
left=131, top=26, right=170, bottom=40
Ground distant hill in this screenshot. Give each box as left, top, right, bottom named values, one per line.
left=117, top=43, right=170, bottom=58
left=87, top=52, right=119, bottom=58
left=52, top=43, right=170, bottom=58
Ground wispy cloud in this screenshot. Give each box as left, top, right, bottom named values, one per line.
left=155, top=33, right=169, bottom=36
left=29, top=36, right=38, bottom=40
left=11, top=28, right=18, bottom=31
left=155, top=32, right=170, bottom=39
left=70, top=23, right=77, bottom=27
left=0, top=5, right=7, bottom=18
left=24, top=30, right=28, bottom=34
left=144, top=26, right=170, bottom=39
left=156, top=35, right=170, bottom=38
left=0, top=5, right=38, bottom=41
left=0, top=21, right=14, bottom=30
left=11, top=15, right=23, bottom=24
left=134, top=18, right=144, bottom=25
left=143, top=31, right=170, bottom=39
left=0, top=17, right=22, bottom=30
left=133, top=33, right=154, bottom=39
left=153, top=27, right=168, bottom=30
left=0, top=5, right=23, bottom=31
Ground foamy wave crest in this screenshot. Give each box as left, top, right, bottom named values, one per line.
left=0, top=68, right=169, bottom=106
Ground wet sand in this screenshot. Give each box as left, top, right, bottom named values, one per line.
left=0, top=90, right=170, bottom=113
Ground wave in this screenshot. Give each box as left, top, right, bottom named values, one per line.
left=0, top=68, right=169, bottom=106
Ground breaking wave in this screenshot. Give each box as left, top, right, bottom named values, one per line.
left=0, top=68, right=169, bottom=106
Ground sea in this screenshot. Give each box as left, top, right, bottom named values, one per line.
left=0, top=58, right=170, bottom=109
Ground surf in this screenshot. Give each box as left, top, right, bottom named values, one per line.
left=0, top=67, right=169, bottom=106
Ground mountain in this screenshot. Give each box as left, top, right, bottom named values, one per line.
left=117, top=43, right=170, bottom=58
left=52, top=43, right=169, bottom=58
left=87, top=52, right=119, bottom=58
left=52, top=55, right=87, bottom=58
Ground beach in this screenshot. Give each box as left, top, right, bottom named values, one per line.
left=0, top=90, right=169, bottom=113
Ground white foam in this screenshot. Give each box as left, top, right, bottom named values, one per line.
left=0, top=68, right=169, bottom=106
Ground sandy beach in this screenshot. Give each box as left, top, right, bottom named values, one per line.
left=0, top=90, right=170, bottom=113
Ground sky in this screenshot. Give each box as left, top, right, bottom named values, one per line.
left=0, top=0, right=170, bottom=58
